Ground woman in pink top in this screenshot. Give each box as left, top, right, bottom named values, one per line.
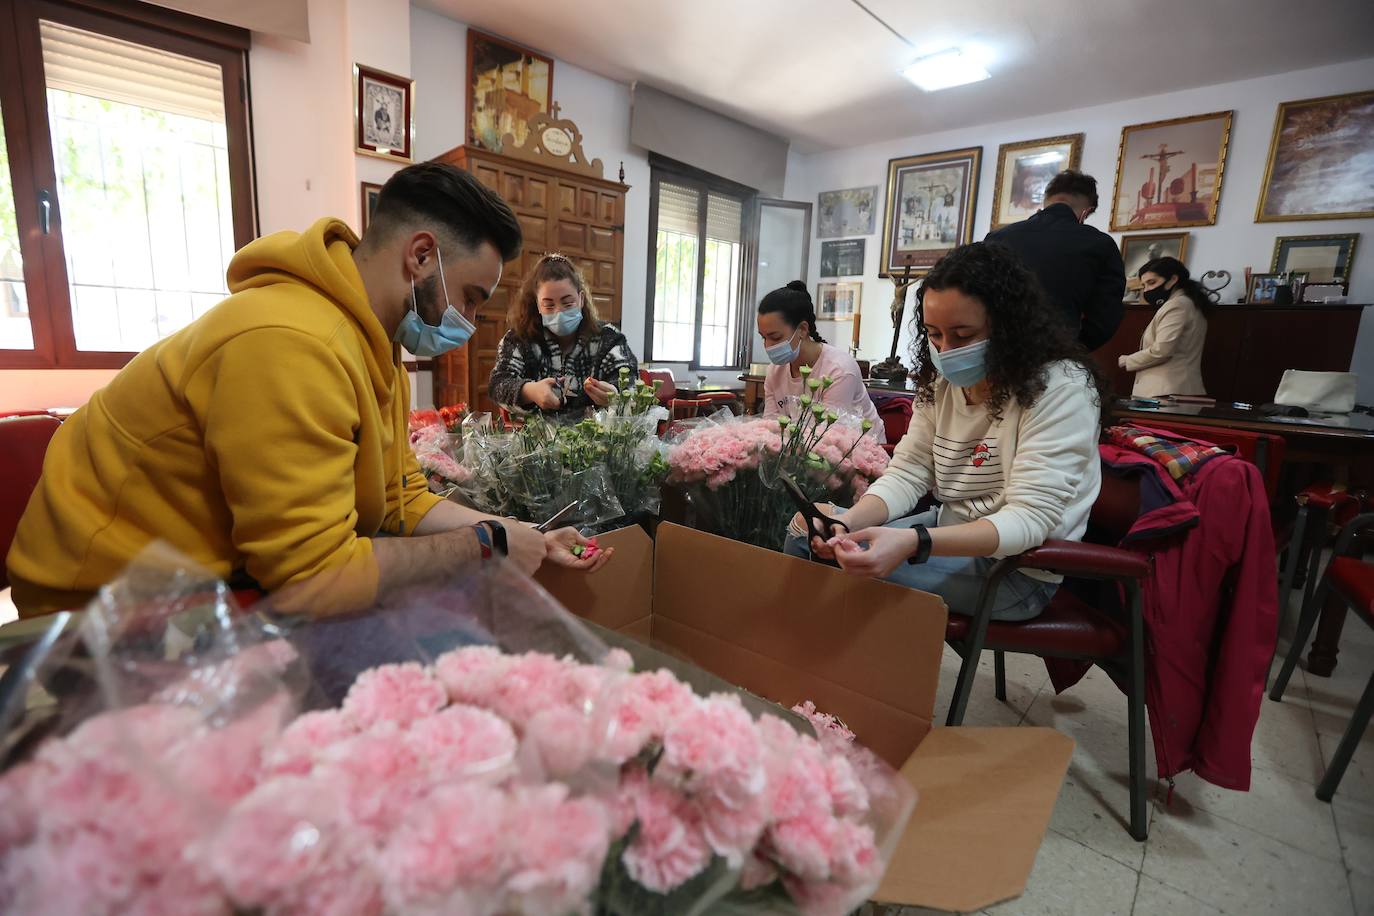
left=757, top=281, right=885, bottom=443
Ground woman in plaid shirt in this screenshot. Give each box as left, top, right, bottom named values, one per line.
left=489, top=254, right=639, bottom=420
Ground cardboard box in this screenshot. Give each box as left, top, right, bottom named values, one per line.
left=538, top=522, right=1074, bottom=913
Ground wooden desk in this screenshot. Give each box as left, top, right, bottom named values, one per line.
left=1094, top=303, right=1369, bottom=405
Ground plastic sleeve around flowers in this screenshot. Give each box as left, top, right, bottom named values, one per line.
left=862, top=403, right=937, bottom=523
left=0, top=543, right=915, bottom=915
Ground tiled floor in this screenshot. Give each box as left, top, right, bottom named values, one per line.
left=904, top=589, right=1374, bottom=916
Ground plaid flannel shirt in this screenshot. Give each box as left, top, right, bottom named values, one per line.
left=488, top=322, right=639, bottom=419
left=1106, top=425, right=1230, bottom=480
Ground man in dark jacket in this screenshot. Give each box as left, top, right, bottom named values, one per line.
left=986, top=170, right=1126, bottom=351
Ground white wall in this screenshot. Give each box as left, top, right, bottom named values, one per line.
left=788, top=56, right=1374, bottom=400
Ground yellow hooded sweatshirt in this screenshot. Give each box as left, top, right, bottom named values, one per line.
left=7, top=218, right=443, bottom=617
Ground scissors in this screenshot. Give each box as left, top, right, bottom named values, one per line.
left=778, top=473, right=849, bottom=543
left=535, top=501, right=579, bottom=532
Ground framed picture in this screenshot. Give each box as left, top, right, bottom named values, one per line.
left=817, top=281, right=861, bottom=321
left=819, top=239, right=866, bottom=278
left=990, top=133, right=1084, bottom=229
left=1257, top=91, right=1374, bottom=222
left=360, top=182, right=383, bottom=233
left=817, top=186, right=878, bottom=238
left=1109, top=111, right=1233, bottom=231
left=1247, top=271, right=1308, bottom=304
left=1271, top=233, right=1359, bottom=283
left=354, top=64, right=414, bottom=162
left=879, top=146, right=982, bottom=277
left=1120, top=232, right=1190, bottom=290
left=468, top=30, right=554, bottom=153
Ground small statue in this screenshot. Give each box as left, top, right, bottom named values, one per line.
left=870, top=264, right=915, bottom=383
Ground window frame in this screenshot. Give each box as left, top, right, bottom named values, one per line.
left=643, top=154, right=757, bottom=372
left=0, top=0, right=255, bottom=370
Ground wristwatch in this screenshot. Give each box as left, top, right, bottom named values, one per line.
left=908, top=523, right=933, bottom=565
left=473, top=521, right=510, bottom=561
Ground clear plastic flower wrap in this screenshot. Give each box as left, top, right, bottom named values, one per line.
left=0, top=546, right=915, bottom=915
left=664, top=394, right=889, bottom=551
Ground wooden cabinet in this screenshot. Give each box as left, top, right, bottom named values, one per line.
left=431, top=144, right=629, bottom=412
left=1093, top=303, right=1368, bottom=406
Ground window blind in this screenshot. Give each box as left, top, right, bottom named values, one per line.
left=656, top=180, right=700, bottom=237
left=40, top=20, right=225, bottom=122
left=706, top=193, right=743, bottom=244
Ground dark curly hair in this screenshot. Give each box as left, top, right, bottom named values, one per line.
left=909, top=242, right=1108, bottom=420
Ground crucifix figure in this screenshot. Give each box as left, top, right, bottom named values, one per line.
left=1140, top=144, right=1185, bottom=204
left=917, top=181, right=949, bottom=220
left=550, top=101, right=562, bottom=119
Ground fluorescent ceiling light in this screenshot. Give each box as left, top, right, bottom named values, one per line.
left=901, top=48, right=990, bottom=92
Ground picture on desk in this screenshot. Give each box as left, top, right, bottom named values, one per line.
left=1121, top=232, right=1190, bottom=291
left=1247, top=271, right=1308, bottom=304
left=816, top=281, right=861, bottom=321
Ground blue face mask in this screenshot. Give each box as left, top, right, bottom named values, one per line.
left=928, top=338, right=990, bottom=388
left=392, top=246, right=476, bottom=358
left=542, top=307, right=583, bottom=337
left=765, top=328, right=802, bottom=366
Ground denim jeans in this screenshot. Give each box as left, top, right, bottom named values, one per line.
left=783, top=509, right=1058, bottom=621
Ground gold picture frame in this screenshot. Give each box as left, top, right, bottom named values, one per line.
left=1270, top=233, right=1359, bottom=283
left=879, top=146, right=982, bottom=278
left=1120, top=232, right=1190, bottom=297
left=990, top=133, right=1084, bottom=229
left=1109, top=110, right=1233, bottom=232
left=354, top=64, right=415, bottom=163
left=1256, top=91, right=1374, bottom=222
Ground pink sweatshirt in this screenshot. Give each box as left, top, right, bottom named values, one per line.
left=762, top=343, right=885, bottom=443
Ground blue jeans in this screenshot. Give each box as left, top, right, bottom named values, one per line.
left=784, top=509, right=1058, bottom=621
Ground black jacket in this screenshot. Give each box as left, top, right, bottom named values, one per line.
left=986, top=203, right=1126, bottom=351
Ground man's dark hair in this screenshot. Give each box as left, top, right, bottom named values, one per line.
left=368, top=162, right=522, bottom=261
left=1044, top=170, right=1098, bottom=210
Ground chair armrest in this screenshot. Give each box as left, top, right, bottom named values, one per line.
left=1333, top=513, right=1374, bottom=556
left=1014, top=539, right=1150, bottom=580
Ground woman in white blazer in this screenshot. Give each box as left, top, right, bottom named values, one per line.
left=1119, top=257, right=1210, bottom=397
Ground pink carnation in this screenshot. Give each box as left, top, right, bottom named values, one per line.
left=765, top=737, right=833, bottom=823
left=505, top=784, right=612, bottom=916
left=404, top=703, right=518, bottom=784
left=601, top=668, right=696, bottom=763
left=341, top=662, right=448, bottom=730
left=524, top=705, right=597, bottom=779
left=48, top=703, right=200, bottom=767
left=619, top=770, right=713, bottom=893
left=770, top=810, right=841, bottom=881
left=123, top=869, right=227, bottom=916
left=661, top=693, right=766, bottom=807
left=202, top=775, right=354, bottom=911
left=378, top=782, right=514, bottom=912
left=263, top=708, right=359, bottom=777
left=316, top=723, right=426, bottom=835
left=164, top=693, right=293, bottom=807
left=698, top=789, right=770, bottom=868
left=435, top=645, right=513, bottom=708
left=0, top=762, right=48, bottom=854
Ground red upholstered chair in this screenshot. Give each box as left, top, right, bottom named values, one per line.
left=944, top=471, right=1153, bottom=840
left=874, top=395, right=914, bottom=456
left=640, top=369, right=677, bottom=404
left=1269, top=514, right=1374, bottom=801
left=1, top=415, right=62, bottom=590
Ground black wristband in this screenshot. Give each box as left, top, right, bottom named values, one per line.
left=908, top=524, right=933, bottom=565
left=485, top=520, right=509, bottom=557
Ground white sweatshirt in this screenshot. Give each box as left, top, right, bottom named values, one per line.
left=865, top=360, right=1102, bottom=577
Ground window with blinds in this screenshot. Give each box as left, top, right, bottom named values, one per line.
left=646, top=164, right=752, bottom=369
left=41, top=19, right=235, bottom=354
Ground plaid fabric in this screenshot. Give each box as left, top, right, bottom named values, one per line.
left=1106, top=425, right=1229, bottom=480
left=489, top=322, right=638, bottom=419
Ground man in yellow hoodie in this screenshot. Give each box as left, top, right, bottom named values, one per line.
left=7, top=163, right=608, bottom=617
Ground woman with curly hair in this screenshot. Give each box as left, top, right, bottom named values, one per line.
left=785, top=242, right=1106, bottom=621
left=488, top=253, right=638, bottom=419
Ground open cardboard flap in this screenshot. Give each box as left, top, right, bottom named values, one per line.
left=538, top=522, right=1074, bottom=912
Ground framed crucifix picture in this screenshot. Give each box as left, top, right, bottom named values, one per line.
left=1109, top=111, right=1232, bottom=231
left=879, top=146, right=981, bottom=277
